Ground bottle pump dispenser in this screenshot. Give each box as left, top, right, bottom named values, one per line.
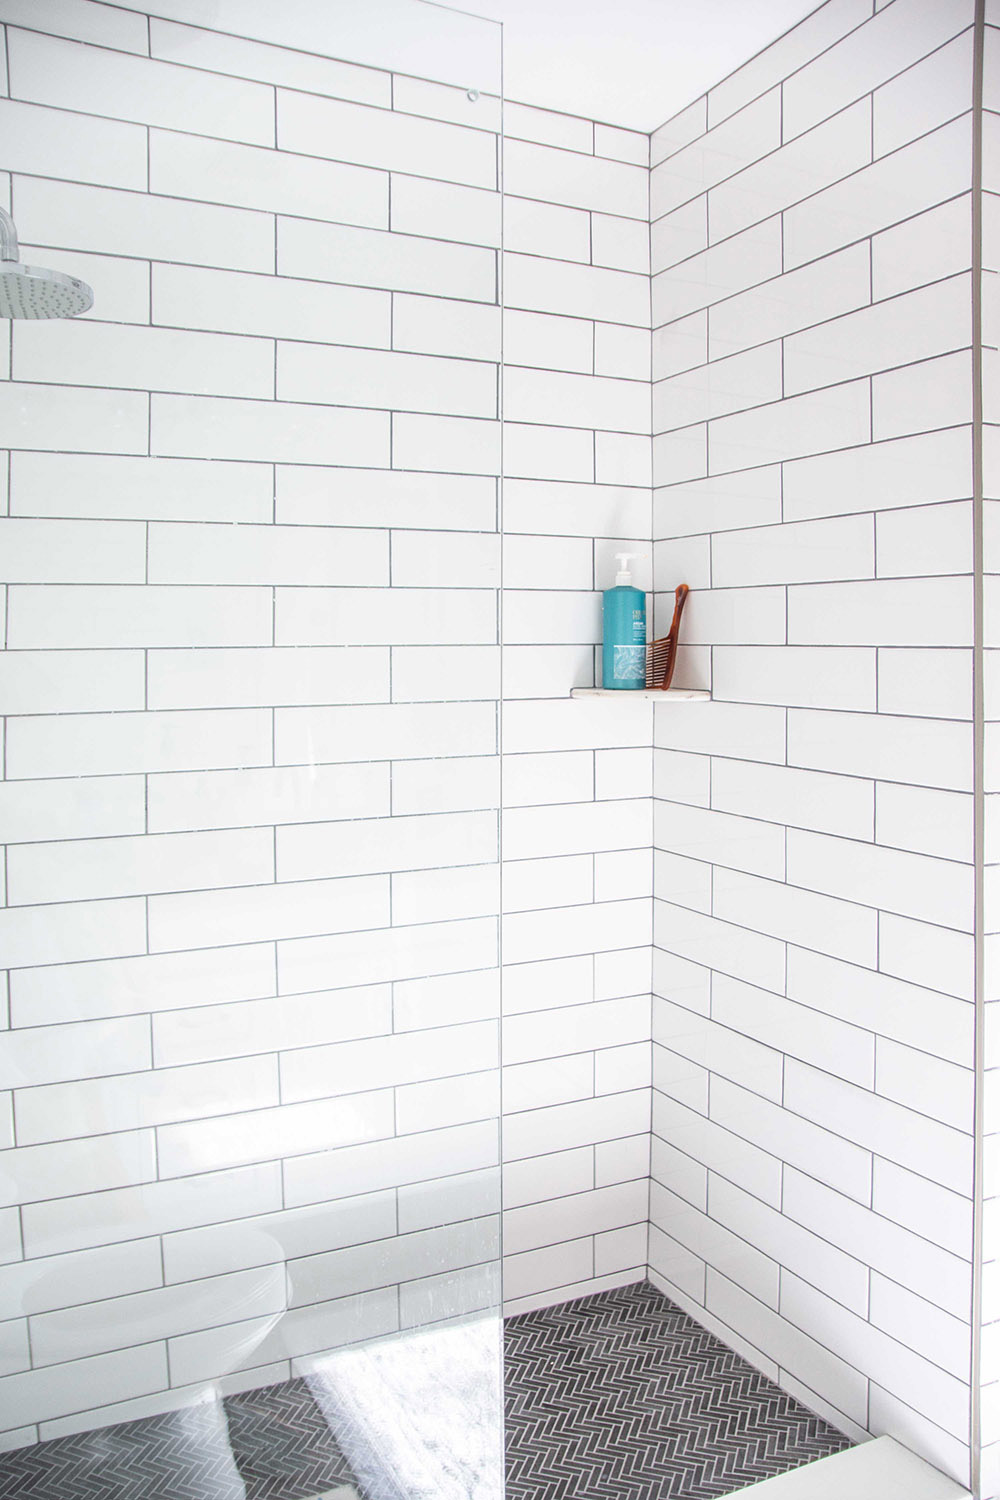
left=602, top=553, right=646, bottom=690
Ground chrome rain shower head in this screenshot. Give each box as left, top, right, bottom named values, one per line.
left=0, top=206, right=93, bottom=319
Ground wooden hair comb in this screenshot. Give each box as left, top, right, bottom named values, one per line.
left=646, top=584, right=690, bottom=690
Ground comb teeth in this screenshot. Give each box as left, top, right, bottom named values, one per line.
left=645, top=583, right=690, bottom=689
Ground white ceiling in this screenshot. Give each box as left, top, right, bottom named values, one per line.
left=449, top=0, right=822, bottom=132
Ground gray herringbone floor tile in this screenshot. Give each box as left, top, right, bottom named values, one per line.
left=504, top=1280, right=851, bottom=1499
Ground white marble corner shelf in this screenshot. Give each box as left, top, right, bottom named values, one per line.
left=569, top=688, right=711, bottom=700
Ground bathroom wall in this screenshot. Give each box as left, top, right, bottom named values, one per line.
left=649, top=0, right=980, bottom=1485
left=0, top=0, right=510, bottom=1446
left=0, top=0, right=663, bottom=1443
left=498, top=100, right=655, bottom=1313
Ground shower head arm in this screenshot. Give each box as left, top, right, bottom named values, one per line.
left=0, top=208, right=19, bottom=263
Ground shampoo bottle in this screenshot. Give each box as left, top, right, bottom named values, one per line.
left=602, top=553, right=646, bottom=690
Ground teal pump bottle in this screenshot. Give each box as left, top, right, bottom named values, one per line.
left=602, top=553, right=646, bottom=690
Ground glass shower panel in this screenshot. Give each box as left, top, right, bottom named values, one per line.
left=0, top=3, right=503, bottom=1496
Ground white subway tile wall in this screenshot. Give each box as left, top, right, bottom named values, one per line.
left=499, top=95, right=652, bottom=1314
left=0, top=2, right=514, bottom=1446
left=4, top=0, right=998, bottom=1483
left=651, top=0, right=979, bottom=1489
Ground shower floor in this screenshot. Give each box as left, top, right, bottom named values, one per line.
left=0, top=1281, right=848, bottom=1500
left=503, top=1281, right=849, bottom=1498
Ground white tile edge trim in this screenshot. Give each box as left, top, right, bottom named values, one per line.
left=569, top=688, right=711, bottom=699
left=730, top=1436, right=972, bottom=1499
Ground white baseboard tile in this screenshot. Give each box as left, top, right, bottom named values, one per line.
left=731, top=1436, right=971, bottom=1499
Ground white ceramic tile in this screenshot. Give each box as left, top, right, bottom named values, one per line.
left=710, top=758, right=873, bottom=841
left=595, top=323, right=650, bottom=380
left=504, top=138, right=646, bottom=219
left=503, top=898, right=649, bottom=967
left=877, top=501, right=973, bottom=579
left=787, top=708, right=971, bottom=791
left=149, top=872, right=388, bottom=954
left=592, top=213, right=648, bottom=274
left=279, top=217, right=495, bottom=302
left=153, top=394, right=389, bottom=467
left=705, top=0, right=871, bottom=128
left=17, top=176, right=275, bottom=273
left=711, top=646, right=876, bottom=712
left=595, top=123, right=647, bottom=166
left=874, top=28, right=974, bottom=160
left=391, top=175, right=500, bottom=248
left=782, top=1273, right=969, bottom=1436
left=395, top=294, right=500, bottom=361
left=651, top=1182, right=779, bottom=1308
left=148, top=18, right=390, bottom=104
left=505, top=427, right=593, bottom=485
left=876, top=1037, right=973, bottom=1133
left=279, top=341, right=496, bottom=419
left=22, top=1163, right=281, bottom=1258
left=876, top=783, right=973, bottom=863
left=873, top=1158, right=973, bottom=1260
left=788, top=577, right=971, bottom=647
left=0, top=0, right=148, bottom=50
left=782, top=425, right=972, bottom=522
left=710, top=1076, right=872, bottom=1205
left=0, top=382, right=147, bottom=456
left=507, top=365, right=648, bottom=435
left=504, top=253, right=648, bottom=327
left=146, top=646, right=389, bottom=711
left=0, top=1345, right=168, bottom=1431
left=874, top=350, right=974, bottom=442
left=709, top=99, right=872, bottom=245
left=872, top=196, right=972, bottom=302
left=503, top=194, right=590, bottom=263
left=0, top=1129, right=155, bottom=1211
left=505, top=995, right=649, bottom=1067
left=655, top=217, right=781, bottom=328
left=153, top=265, right=391, bottom=349
left=504, top=479, right=649, bottom=541
left=651, top=91, right=781, bottom=220
left=11, top=452, right=274, bottom=523
left=784, top=115, right=972, bottom=271
left=505, top=100, right=592, bottom=153
left=279, top=915, right=497, bottom=996
left=393, top=414, right=501, bottom=477
left=788, top=0, right=974, bottom=138
left=651, top=98, right=707, bottom=168
left=709, top=379, right=871, bottom=475
left=654, top=343, right=782, bottom=433
left=0, top=519, right=144, bottom=584
left=16, top=319, right=274, bottom=399
left=786, top=1059, right=971, bottom=1197
left=8, top=826, right=273, bottom=906
left=281, top=92, right=490, bottom=193
left=0, top=97, right=145, bottom=189
left=787, top=945, right=972, bottom=1064
left=393, top=76, right=498, bottom=130
left=8, top=584, right=271, bottom=650
left=784, top=275, right=970, bottom=397
left=10, top=27, right=275, bottom=142
left=654, top=901, right=784, bottom=996
left=7, top=707, right=271, bottom=782
left=504, top=309, right=592, bottom=375
left=0, top=896, right=145, bottom=972
left=0, top=776, right=144, bottom=846
left=277, top=466, right=496, bottom=533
